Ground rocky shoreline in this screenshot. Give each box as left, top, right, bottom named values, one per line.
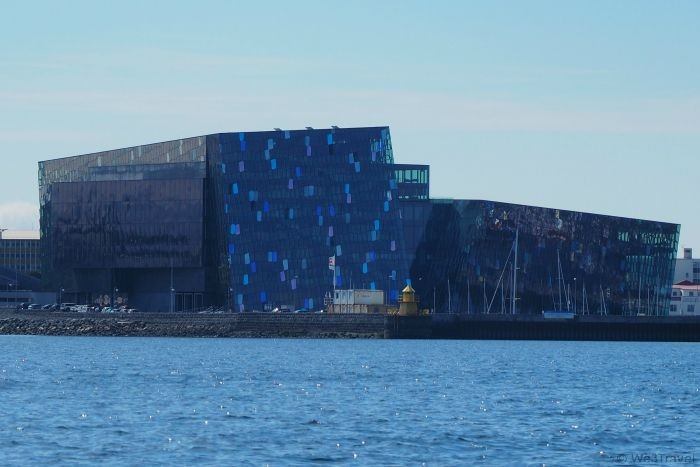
left=0, top=311, right=386, bottom=339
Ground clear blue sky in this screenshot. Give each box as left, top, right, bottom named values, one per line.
left=1, top=1, right=698, bottom=253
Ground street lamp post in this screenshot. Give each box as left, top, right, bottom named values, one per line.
left=293, top=276, right=299, bottom=310
left=416, top=277, right=423, bottom=310
left=386, top=275, right=392, bottom=306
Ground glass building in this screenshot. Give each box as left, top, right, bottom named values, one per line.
left=39, top=127, right=679, bottom=314
left=403, top=199, right=679, bottom=316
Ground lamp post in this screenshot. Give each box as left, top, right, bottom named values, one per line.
left=113, top=287, right=119, bottom=308
left=387, top=274, right=395, bottom=306
left=228, top=287, right=233, bottom=313
left=169, top=256, right=175, bottom=313
left=293, top=276, right=299, bottom=310
left=416, top=276, right=423, bottom=310
left=59, top=287, right=64, bottom=307
left=0, top=226, right=7, bottom=292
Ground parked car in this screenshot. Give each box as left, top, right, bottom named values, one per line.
left=27, top=304, right=42, bottom=310
left=41, top=304, right=53, bottom=310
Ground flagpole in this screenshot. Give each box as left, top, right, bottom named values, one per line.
left=329, top=255, right=336, bottom=312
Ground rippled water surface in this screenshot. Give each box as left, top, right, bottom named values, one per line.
left=0, top=336, right=698, bottom=465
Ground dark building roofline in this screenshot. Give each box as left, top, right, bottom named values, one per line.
left=39, top=126, right=390, bottom=164
left=429, top=197, right=680, bottom=227
left=674, top=280, right=697, bottom=286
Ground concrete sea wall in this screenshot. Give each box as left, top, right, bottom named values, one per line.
left=3, top=311, right=700, bottom=341
left=387, top=314, right=700, bottom=342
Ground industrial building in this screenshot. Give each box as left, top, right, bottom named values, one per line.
left=39, top=126, right=680, bottom=314
left=0, top=230, right=41, bottom=275
left=0, top=230, right=48, bottom=308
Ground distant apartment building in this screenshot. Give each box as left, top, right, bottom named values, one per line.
left=0, top=230, right=51, bottom=307
left=674, top=248, right=700, bottom=284
left=0, top=230, right=41, bottom=275
left=670, top=281, right=700, bottom=316
left=669, top=248, right=700, bottom=316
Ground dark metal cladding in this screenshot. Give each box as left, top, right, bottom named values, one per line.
left=39, top=137, right=208, bottom=311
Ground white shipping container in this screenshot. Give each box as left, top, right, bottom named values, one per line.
left=333, top=289, right=384, bottom=306
left=353, top=289, right=384, bottom=305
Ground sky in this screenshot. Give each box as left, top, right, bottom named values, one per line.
left=0, top=1, right=698, bottom=253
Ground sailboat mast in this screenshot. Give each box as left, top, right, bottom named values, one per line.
left=557, top=249, right=563, bottom=311
left=512, top=228, right=518, bottom=315
left=447, top=277, right=452, bottom=313
left=638, top=274, right=642, bottom=315
left=467, top=280, right=471, bottom=314
left=647, top=285, right=650, bottom=316
left=501, top=279, right=505, bottom=314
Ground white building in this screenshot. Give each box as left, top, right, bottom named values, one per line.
left=669, top=281, right=700, bottom=316
left=674, top=248, right=700, bottom=284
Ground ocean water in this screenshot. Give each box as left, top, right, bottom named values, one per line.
left=0, top=337, right=698, bottom=466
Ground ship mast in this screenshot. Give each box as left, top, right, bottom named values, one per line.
left=511, top=228, right=518, bottom=314
left=557, top=249, right=563, bottom=311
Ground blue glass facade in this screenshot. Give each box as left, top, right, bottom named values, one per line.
left=207, top=127, right=411, bottom=311
left=39, top=127, right=680, bottom=314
